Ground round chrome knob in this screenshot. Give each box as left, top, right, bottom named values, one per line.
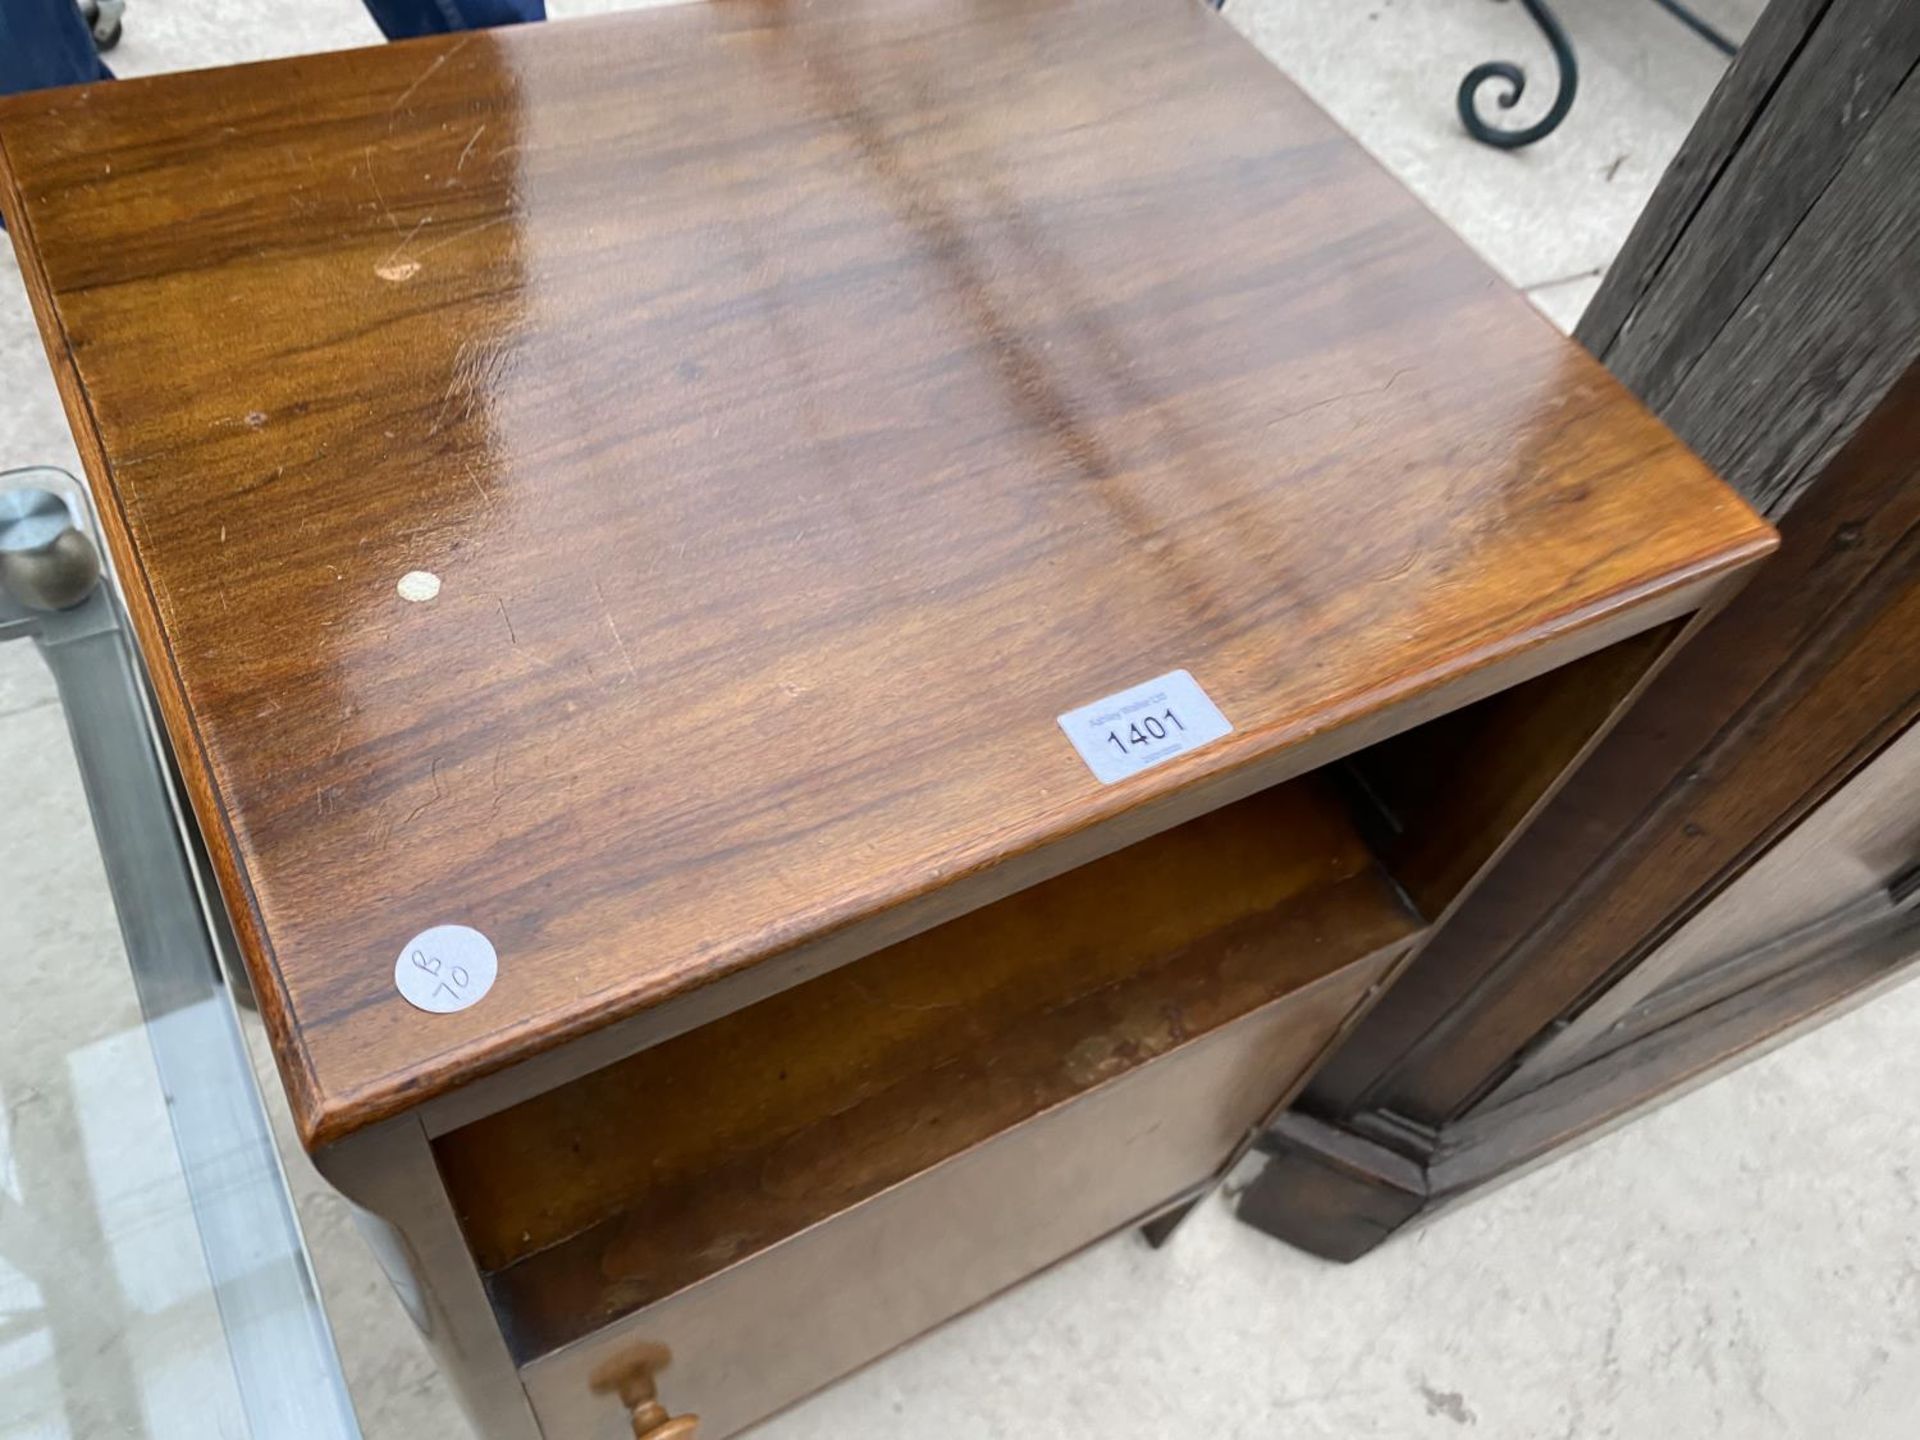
left=0, top=487, right=101, bottom=611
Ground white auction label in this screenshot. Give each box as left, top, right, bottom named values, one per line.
left=1056, top=669, right=1233, bottom=784
left=394, top=924, right=497, bottom=1014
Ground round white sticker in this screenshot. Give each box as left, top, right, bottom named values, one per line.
left=396, top=570, right=441, bottom=603
left=394, top=924, right=497, bottom=1014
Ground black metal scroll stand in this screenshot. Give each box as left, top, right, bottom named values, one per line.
left=1458, top=0, right=1738, bottom=150
left=1200, top=0, right=1737, bottom=151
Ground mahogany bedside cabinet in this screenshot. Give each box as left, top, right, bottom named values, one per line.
left=0, top=0, right=1774, bottom=1435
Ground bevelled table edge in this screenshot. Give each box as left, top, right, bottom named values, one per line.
left=1, top=120, right=341, bottom=1133
left=312, top=533, right=1771, bottom=1151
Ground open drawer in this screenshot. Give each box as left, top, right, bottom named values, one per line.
left=433, top=775, right=1416, bottom=1435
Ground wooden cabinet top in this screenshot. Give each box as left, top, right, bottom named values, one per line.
left=0, top=0, right=1772, bottom=1147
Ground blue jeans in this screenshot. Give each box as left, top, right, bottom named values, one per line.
left=0, top=0, right=113, bottom=93
left=359, top=0, right=545, bottom=41
left=0, top=0, right=546, bottom=95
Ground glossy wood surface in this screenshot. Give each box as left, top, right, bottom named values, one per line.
left=0, top=0, right=1773, bottom=1146
left=435, top=777, right=1417, bottom=1321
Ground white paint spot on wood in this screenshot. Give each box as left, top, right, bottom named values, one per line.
left=398, top=570, right=442, bottom=603
left=376, top=258, right=423, bottom=282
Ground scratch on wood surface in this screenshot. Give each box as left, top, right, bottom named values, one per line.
left=593, top=578, right=640, bottom=685
left=488, top=743, right=513, bottom=816
left=462, top=464, right=494, bottom=516
left=429, top=342, right=471, bottom=435
left=363, top=145, right=400, bottom=234
left=491, top=595, right=554, bottom=667
left=388, top=36, right=472, bottom=123
left=1262, top=367, right=1413, bottom=430
left=456, top=123, right=488, bottom=171
left=412, top=214, right=508, bottom=260
left=402, top=755, right=446, bottom=827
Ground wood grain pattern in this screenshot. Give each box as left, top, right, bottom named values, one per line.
left=0, top=0, right=1772, bottom=1146
left=1582, top=0, right=1920, bottom=519
left=1398, top=553, right=1920, bottom=1124
left=1250, top=25, right=1920, bottom=1253
left=1652, top=61, right=1920, bottom=519
left=1576, top=0, right=1831, bottom=356
left=1586, top=0, right=1918, bottom=408
left=435, top=776, right=1416, bottom=1289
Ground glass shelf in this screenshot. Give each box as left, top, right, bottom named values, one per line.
left=1, top=469, right=359, bottom=1440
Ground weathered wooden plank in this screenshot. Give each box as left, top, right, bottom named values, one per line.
left=1594, top=0, right=1919, bottom=407
left=1662, top=63, right=1920, bottom=516
left=1577, top=0, right=1832, bottom=356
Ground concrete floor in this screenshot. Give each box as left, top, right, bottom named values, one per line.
left=9, top=0, right=1919, bottom=1437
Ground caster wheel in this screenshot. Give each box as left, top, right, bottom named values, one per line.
left=80, top=0, right=123, bottom=53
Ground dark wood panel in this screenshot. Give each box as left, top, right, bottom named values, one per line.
left=1427, top=905, right=1920, bottom=1204
left=1343, top=621, right=1682, bottom=921
left=1246, top=891, right=1920, bottom=1264
left=0, top=0, right=1771, bottom=1147
left=1504, top=716, right=1920, bottom=1086
left=1308, top=621, right=1686, bottom=1111
left=1656, top=62, right=1920, bottom=518
left=1236, top=1110, right=1425, bottom=1264
left=1577, top=0, right=1831, bottom=356
left=1593, top=0, right=1920, bottom=417
left=1583, top=0, right=1920, bottom=521
left=1359, top=360, right=1920, bottom=1127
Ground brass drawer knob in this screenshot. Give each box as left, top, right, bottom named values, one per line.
left=628, top=1399, right=699, bottom=1438
left=593, top=1344, right=697, bottom=1439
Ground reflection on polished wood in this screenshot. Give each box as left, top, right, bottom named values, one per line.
left=0, top=0, right=1773, bottom=1147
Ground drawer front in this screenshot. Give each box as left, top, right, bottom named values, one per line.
left=520, top=951, right=1394, bottom=1438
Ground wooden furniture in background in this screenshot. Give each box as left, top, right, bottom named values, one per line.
left=0, top=0, right=1770, bottom=1433
left=1241, top=0, right=1920, bottom=1262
